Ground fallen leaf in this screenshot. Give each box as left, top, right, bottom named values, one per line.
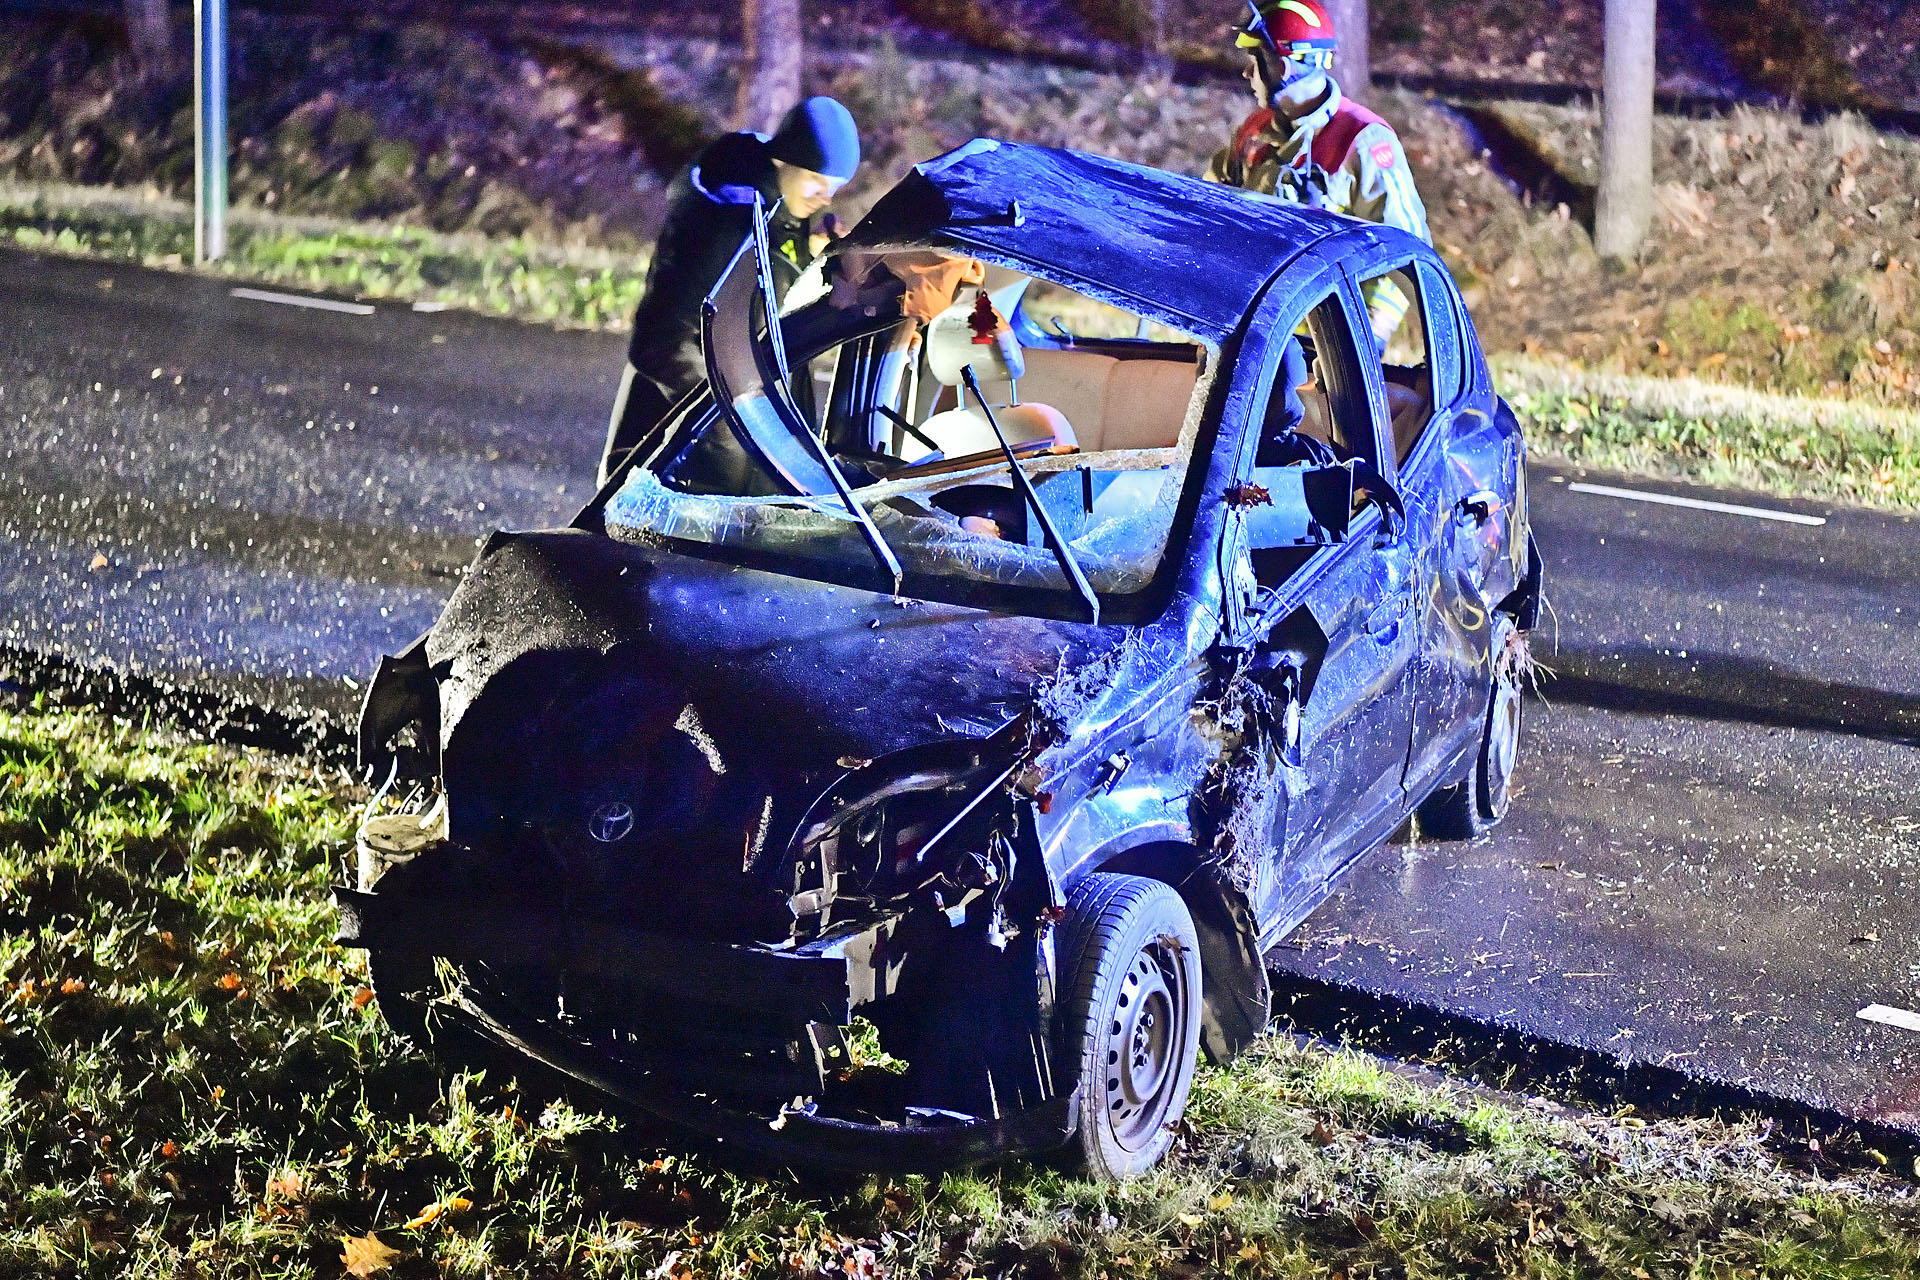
left=351, top=985, right=375, bottom=1009
left=218, top=973, right=241, bottom=990
left=404, top=1194, right=473, bottom=1229
left=1649, top=1198, right=1689, bottom=1224
left=341, top=1231, right=404, bottom=1277
left=266, top=1169, right=303, bottom=1200
left=1223, top=481, right=1274, bottom=510
left=60, top=978, right=85, bottom=994
left=1208, top=1191, right=1234, bottom=1211
left=1309, top=1121, right=1335, bottom=1145
left=88, top=552, right=111, bottom=572
left=1176, top=1212, right=1204, bottom=1228
left=160, top=1140, right=178, bottom=1159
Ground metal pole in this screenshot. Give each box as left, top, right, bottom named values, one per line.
left=1596, top=0, right=1656, bottom=262
left=194, top=0, right=227, bottom=263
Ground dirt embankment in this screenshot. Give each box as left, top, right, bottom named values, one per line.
left=0, top=12, right=683, bottom=246
left=5, top=9, right=1920, bottom=404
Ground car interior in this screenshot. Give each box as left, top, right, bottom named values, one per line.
left=797, top=276, right=1207, bottom=551
left=1369, top=265, right=1436, bottom=465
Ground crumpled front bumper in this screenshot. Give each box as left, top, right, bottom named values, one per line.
left=442, top=983, right=1074, bottom=1173
left=333, top=885, right=1074, bottom=1171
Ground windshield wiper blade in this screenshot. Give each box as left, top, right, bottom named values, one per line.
left=748, top=195, right=903, bottom=593
left=959, top=365, right=1100, bottom=625
left=875, top=404, right=942, bottom=455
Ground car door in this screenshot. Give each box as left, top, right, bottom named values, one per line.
left=1363, top=256, right=1509, bottom=790
left=1238, top=278, right=1419, bottom=924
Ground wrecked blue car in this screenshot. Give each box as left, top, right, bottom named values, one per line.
left=338, top=139, right=1543, bottom=1179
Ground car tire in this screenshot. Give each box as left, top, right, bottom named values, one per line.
left=366, top=946, right=437, bottom=1049
left=1058, top=872, right=1203, bottom=1180
left=1417, top=613, right=1525, bottom=841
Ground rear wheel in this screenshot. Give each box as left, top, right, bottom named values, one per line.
left=1059, top=873, right=1202, bottom=1180
left=1418, top=613, right=1525, bottom=840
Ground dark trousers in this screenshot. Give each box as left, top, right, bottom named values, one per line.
left=597, top=364, right=676, bottom=488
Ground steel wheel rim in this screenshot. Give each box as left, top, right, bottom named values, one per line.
left=1101, top=940, right=1189, bottom=1150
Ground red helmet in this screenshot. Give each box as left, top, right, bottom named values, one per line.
left=1237, top=0, right=1338, bottom=66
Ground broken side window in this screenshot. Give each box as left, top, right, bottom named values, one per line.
left=1249, top=289, right=1374, bottom=589
left=1255, top=292, right=1374, bottom=471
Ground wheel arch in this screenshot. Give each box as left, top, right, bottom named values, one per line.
left=1497, top=531, right=1544, bottom=631
left=1077, top=840, right=1271, bottom=1065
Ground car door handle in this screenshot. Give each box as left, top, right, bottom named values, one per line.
left=1365, top=595, right=1406, bottom=639
left=1456, top=490, right=1503, bottom=523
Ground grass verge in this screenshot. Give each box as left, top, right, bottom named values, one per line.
left=1500, top=355, right=1920, bottom=511
left=0, top=184, right=646, bottom=331
left=6, top=702, right=1920, bottom=1277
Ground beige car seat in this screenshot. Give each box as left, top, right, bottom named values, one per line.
left=903, top=291, right=1078, bottom=462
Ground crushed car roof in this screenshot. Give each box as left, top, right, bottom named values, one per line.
left=843, top=139, right=1350, bottom=343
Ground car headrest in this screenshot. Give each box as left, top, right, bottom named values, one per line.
left=925, top=288, right=1027, bottom=388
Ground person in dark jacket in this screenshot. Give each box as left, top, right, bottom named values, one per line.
left=598, top=96, right=862, bottom=485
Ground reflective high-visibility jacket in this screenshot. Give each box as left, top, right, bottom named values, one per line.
left=1206, top=80, right=1430, bottom=341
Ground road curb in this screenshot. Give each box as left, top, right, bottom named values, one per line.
left=1267, top=968, right=1920, bottom=1174
left=0, top=643, right=354, bottom=768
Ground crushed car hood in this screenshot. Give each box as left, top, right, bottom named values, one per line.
left=421, top=531, right=1165, bottom=881
left=429, top=529, right=1130, bottom=760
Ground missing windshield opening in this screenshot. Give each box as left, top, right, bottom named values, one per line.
left=609, top=250, right=1213, bottom=617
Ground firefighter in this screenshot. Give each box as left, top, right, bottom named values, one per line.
left=598, top=96, right=861, bottom=485
left=1207, top=0, right=1428, bottom=344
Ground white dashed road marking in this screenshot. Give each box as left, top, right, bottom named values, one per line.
left=230, top=287, right=376, bottom=316
left=1567, top=481, right=1828, bottom=527
left=1858, top=1004, right=1920, bottom=1034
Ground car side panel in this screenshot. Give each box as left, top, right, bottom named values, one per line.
left=1264, top=511, right=1417, bottom=920
left=1384, top=263, right=1521, bottom=794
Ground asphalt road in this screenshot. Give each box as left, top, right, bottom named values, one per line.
left=0, top=249, right=617, bottom=715
left=3, top=246, right=1917, bottom=1137
left=1272, top=474, right=1920, bottom=1137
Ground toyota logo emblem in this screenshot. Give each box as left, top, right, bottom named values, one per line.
left=587, top=802, right=635, bottom=844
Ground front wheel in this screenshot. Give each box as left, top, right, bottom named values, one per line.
left=365, top=946, right=437, bottom=1048
left=1058, top=873, right=1203, bottom=1180
left=1418, top=613, right=1526, bottom=840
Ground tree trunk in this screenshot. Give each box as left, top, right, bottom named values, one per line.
left=125, top=0, right=172, bottom=74
left=1136, top=0, right=1172, bottom=81
left=1595, top=0, right=1656, bottom=262
left=1322, top=0, right=1370, bottom=95
left=735, top=0, right=804, bottom=136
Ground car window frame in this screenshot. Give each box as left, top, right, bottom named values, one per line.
left=1223, top=263, right=1394, bottom=616
left=1417, top=259, right=1464, bottom=410
left=1332, top=266, right=1395, bottom=473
